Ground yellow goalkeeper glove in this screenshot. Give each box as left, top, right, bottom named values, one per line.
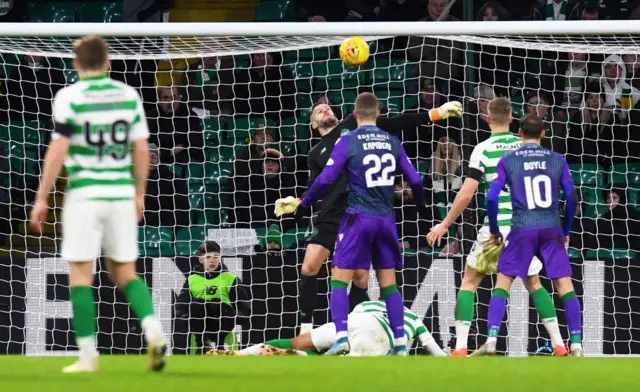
left=274, top=196, right=301, bottom=217
left=474, top=241, right=504, bottom=274
left=429, top=101, right=463, bottom=121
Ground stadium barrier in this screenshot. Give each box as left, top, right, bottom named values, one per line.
left=2, top=252, right=639, bottom=356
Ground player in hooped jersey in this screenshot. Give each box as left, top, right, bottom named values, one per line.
left=276, top=93, right=426, bottom=356
left=29, top=36, right=166, bottom=372
left=474, top=114, right=582, bottom=357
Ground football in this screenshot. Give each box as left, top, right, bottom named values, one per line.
left=339, top=36, right=370, bottom=67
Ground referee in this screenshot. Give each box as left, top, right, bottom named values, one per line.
left=290, top=99, right=462, bottom=333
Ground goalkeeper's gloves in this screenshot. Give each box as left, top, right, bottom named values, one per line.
left=274, top=196, right=301, bottom=217
left=429, top=101, right=463, bottom=121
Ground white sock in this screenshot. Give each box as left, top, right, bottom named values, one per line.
left=76, top=336, right=98, bottom=362
left=542, top=317, right=564, bottom=348
left=570, top=342, right=583, bottom=352
left=455, top=321, right=471, bottom=350
left=141, top=316, right=165, bottom=346
left=486, top=336, right=497, bottom=347
left=394, top=336, right=407, bottom=348
left=336, top=330, right=348, bottom=340
left=238, top=344, right=264, bottom=356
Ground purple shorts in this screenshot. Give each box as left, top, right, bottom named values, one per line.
left=332, top=211, right=403, bottom=271
left=498, top=227, right=571, bottom=279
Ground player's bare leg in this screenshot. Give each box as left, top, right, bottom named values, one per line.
left=324, top=266, right=355, bottom=355
left=523, top=275, right=567, bottom=356
left=452, top=265, right=485, bottom=356
left=108, top=259, right=167, bottom=371
left=64, top=261, right=99, bottom=374
left=554, top=276, right=583, bottom=356
left=376, top=269, right=407, bottom=356
left=299, top=244, right=330, bottom=333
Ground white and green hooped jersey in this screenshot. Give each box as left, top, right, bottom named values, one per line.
left=52, top=74, right=149, bottom=200
left=352, top=300, right=428, bottom=348
left=468, top=131, right=522, bottom=228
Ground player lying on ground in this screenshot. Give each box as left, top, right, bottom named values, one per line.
left=209, top=300, right=446, bottom=356
left=276, top=93, right=432, bottom=356
left=289, top=99, right=462, bottom=334
left=29, top=36, right=166, bottom=373
left=426, top=98, right=562, bottom=357
left=473, top=114, right=582, bottom=357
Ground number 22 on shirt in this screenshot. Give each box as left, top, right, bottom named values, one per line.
left=364, top=153, right=396, bottom=188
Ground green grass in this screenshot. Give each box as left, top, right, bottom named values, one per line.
left=0, top=356, right=637, bottom=391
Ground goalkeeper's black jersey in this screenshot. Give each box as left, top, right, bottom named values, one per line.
left=306, top=112, right=434, bottom=225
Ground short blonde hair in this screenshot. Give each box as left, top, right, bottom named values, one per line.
left=487, top=97, right=512, bottom=126
left=73, top=35, right=109, bottom=71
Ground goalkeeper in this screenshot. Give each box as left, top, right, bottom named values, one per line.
left=277, top=99, right=462, bottom=334
left=426, top=98, right=561, bottom=356
left=210, top=300, right=446, bottom=356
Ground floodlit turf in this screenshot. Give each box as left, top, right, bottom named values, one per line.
left=0, top=355, right=637, bottom=391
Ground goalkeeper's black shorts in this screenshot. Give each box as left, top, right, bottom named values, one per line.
left=307, top=221, right=340, bottom=251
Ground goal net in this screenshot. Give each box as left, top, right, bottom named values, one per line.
left=0, top=21, right=639, bottom=357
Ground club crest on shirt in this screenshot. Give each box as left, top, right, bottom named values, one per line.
left=341, top=129, right=350, bottom=136
left=320, top=147, right=327, bottom=154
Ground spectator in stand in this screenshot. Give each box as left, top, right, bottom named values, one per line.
left=227, top=123, right=277, bottom=195
left=173, top=240, right=249, bottom=354
left=407, top=0, right=464, bottom=98
left=430, top=136, right=462, bottom=206
left=553, top=51, right=602, bottom=122
left=394, top=177, right=440, bottom=250
left=143, top=143, right=190, bottom=232
left=568, top=192, right=596, bottom=253
left=2, top=55, right=65, bottom=124
left=524, top=91, right=567, bottom=155
left=0, top=0, right=27, bottom=21
left=475, top=1, right=513, bottom=97
left=148, top=85, right=204, bottom=166
left=593, top=0, right=630, bottom=20
left=601, top=54, right=640, bottom=123
left=567, top=83, right=615, bottom=164
left=233, top=52, right=296, bottom=121
left=229, top=148, right=302, bottom=232
left=578, top=2, right=600, bottom=20
left=595, top=188, right=640, bottom=252
left=182, top=55, right=235, bottom=118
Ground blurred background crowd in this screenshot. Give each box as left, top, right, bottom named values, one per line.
left=0, top=0, right=638, bottom=261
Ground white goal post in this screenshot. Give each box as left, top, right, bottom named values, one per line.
left=1, top=21, right=639, bottom=357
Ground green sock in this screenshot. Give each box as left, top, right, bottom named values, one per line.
left=455, top=290, right=475, bottom=323
left=264, top=339, right=294, bottom=350
left=530, top=287, right=557, bottom=321
left=70, top=286, right=96, bottom=338
left=123, top=278, right=155, bottom=320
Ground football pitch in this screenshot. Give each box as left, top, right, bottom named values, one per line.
left=0, top=356, right=636, bottom=391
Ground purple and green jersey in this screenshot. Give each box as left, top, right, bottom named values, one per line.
left=487, top=143, right=577, bottom=279
left=486, top=143, right=576, bottom=235
left=300, top=125, right=424, bottom=216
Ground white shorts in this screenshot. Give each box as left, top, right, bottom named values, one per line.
left=466, top=225, right=542, bottom=276
left=62, top=197, right=138, bottom=262
left=310, top=312, right=390, bottom=356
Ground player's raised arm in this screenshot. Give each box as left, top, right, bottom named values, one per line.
left=486, top=157, right=508, bottom=236
left=560, top=158, right=577, bottom=238
left=375, top=101, right=462, bottom=135
left=30, top=90, right=73, bottom=232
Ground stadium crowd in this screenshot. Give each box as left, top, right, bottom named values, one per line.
left=0, top=0, right=639, bottom=259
